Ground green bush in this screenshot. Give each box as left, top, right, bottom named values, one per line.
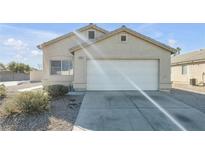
left=8, top=61, right=30, bottom=73
left=0, top=84, right=6, bottom=98
left=4, top=91, right=49, bottom=114
left=44, top=85, right=69, bottom=98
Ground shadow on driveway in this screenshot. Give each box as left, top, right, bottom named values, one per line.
left=74, top=90, right=205, bottom=131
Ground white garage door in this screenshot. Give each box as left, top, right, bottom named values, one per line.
left=87, top=60, right=159, bottom=90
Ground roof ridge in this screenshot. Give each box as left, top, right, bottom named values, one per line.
left=172, top=49, right=205, bottom=58
left=171, top=48, right=205, bottom=65
left=70, top=26, right=176, bottom=53
left=37, top=24, right=109, bottom=49
left=123, top=26, right=176, bottom=52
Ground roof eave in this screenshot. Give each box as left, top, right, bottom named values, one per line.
left=172, top=59, right=205, bottom=66
left=123, top=27, right=177, bottom=54
left=170, top=49, right=177, bottom=54
left=37, top=24, right=109, bottom=49
left=70, top=27, right=177, bottom=54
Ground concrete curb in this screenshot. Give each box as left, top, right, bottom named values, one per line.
left=72, top=125, right=89, bottom=131
left=173, top=87, right=205, bottom=95
left=18, top=85, right=43, bottom=92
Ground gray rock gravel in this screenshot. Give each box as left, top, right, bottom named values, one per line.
left=0, top=94, right=84, bottom=131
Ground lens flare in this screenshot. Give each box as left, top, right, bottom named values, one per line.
left=73, top=31, right=186, bottom=131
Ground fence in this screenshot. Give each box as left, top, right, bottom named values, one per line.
left=0, top=71, right=30, bottom=81
left=30, top=70, right=43, bottom=82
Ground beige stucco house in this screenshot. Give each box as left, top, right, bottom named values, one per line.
left=38, top=24, right=176, bottom=91
left=171, top=49, right=205, bottom=85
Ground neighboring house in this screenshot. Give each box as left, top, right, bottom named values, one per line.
left=171, top=49, right=205, bottom=85
left=38, top=24, right=176, bottom=91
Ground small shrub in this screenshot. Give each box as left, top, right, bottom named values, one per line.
left=3, top=91, right=49, bottom=114
left=0, top=84, right=6, bottom=98
left=44, top=85, right=69, bottom=98
left=3, top=100, right=18, bottom=114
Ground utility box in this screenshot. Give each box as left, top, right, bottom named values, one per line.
left=190, top=78, right=196, bottom=86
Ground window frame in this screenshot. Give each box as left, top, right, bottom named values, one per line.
left=50, top=60, right=73, bottom=76
left=181, top=65, right=187, bottom=75
left=50, top=60, right=61, bottom=75
left=120, top=34, right=128, bottom=43
left=88, top=30, right=95, bottom=40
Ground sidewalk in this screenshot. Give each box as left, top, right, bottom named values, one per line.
left=172, top=84, right=205, bottom=95
left=18, top=85, right=43, bottom=92
left=0, top=80, right=29, bottom=87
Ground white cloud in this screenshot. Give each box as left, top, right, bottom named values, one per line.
left=14, top=54, right=28, bottom=61
left=0, top=24, right=61, bottom=68
left=31, top=50, right=42, bottom=56
left=3, top=38, right=28, bottom=50
left=168, top=39, right=177, bottom=47
left=0, top=24, right=60, bottom=44
left=15, top=54, right=23, bottom=59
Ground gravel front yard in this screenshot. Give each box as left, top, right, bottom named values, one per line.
left=0, top=94, right=84, bottom=131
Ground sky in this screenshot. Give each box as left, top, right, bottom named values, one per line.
left=0, top=23, right=205, bottom=68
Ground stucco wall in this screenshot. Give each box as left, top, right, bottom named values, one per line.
left=41, top=28, right=105, bottom=86
left=171, top=63, right=205, bottom=85
left=73, top=31, right=171, bottom=90
left=30, top=70, right=43, bottom=82
left=171, top=65, right=189, bottom=84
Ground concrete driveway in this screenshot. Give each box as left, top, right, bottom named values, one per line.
left=74, top=90, right=205, bottom=131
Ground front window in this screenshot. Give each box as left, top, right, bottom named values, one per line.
left=88, top=31, right=95, bottom=39
left=50, top=60, right=73, bottom=75
left=182, top=65, right=187, bottom=75
left=51, top=61, right=61, bottom=75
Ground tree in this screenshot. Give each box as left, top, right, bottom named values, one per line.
left=174, top=47, right=181, bottom=56
left=24, top=64, right=31, bottom=73
left=8, top=61, right=17, bottom=72
left=0, top=62, right=6, bottom=71
left=8, top=61, right=31, bottom=73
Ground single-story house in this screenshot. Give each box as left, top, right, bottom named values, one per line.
left=171, top=49, right=205, bottom=85
left=38, top=24, right=176, bottom=91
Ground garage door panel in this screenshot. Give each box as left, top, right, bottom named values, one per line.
left=87, top=60, right=158, bottom=90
